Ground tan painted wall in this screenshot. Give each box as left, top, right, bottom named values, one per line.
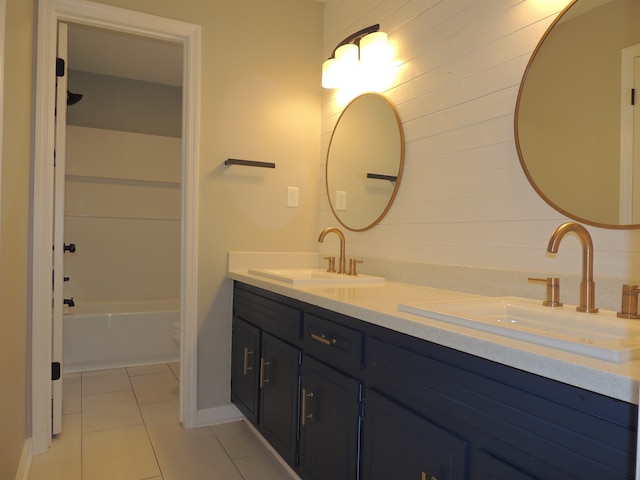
left=0, top=0, right=34, bottom=477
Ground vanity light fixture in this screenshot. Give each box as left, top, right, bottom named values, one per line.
left=322, top=24, right=394, bottom=91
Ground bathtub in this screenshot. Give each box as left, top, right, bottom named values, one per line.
left=63, top=300, right=180, bottom=373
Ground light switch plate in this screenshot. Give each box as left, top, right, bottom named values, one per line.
left=336, top=190, right=347, bottom=211
left=287, top=186, right=299, bottom=208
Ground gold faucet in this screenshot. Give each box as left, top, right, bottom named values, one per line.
left=318, top=227, right=346, bottom=274
left=546, top=222, right=598, bottom=313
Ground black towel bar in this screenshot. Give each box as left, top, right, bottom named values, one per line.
left=224, top=158, right=276, bottom=169
left=366, top=173, right=397, bottom=182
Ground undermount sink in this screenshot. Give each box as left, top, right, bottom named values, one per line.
left=397, top=296, right=640, bottom=363
left=248, top=268, right=384, bottom=285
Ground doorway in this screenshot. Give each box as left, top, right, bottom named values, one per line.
left=32, top=0, right=201, bottom=454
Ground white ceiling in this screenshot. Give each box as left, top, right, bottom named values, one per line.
left=67, top=24, right=183, bottom=87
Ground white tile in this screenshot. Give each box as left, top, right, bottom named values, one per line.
left=153, top=436, right=244, bottom=480
left=29, top=414, right=82, bottom=480
left=62, top=373, right=81, bottom=415
left=234, top=453, right=298, bottom=480
left=82, top=368, right=131, bottom=396
left=130, top=371, right=178, bottom=404
left=83, top=424, right=160, bottom=480
left=140, top=399, right=212, bottom=445
left=127, top=363, right=171, bottom=376
left=82, top=389, right=142, bottom=433
left=210, top=421, right=269, bottom=460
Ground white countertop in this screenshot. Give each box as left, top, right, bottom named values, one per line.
left=228, top=269, right=640, bottom=405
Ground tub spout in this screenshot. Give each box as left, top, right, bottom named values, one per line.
left=64, top=298, right=75, bottom=307
left=547, top=222, right=598, bottom=313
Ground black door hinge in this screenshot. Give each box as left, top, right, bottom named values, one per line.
left=52, top=362, right=61, bottom=381
left=56, top=58, right=65, bottom=77
left=632, top=88, right=636, bottom=106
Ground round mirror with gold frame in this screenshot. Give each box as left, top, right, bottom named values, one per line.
left=515, top=0, right=640, bottom=228
left=326, top=93, right=404, bottom=231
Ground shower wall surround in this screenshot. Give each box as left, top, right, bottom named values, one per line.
left=319, top=0, right=640, bottom=282
left=64, top=125, right=181, bottom=305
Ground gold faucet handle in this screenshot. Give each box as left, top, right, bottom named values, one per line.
left=324, top=256, right=336, bottom=272
left=348, top=259, right=363, bottom=276
left=617, top=284, right=640, bottom=319
left=528, top=277, right=563, bottom=307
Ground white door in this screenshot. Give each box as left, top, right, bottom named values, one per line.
left=52, top=22, right=69, bottom=435
left=619, top=43, right=640, bottom=223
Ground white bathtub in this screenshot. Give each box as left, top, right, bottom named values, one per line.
left=63, top=300, right=180, bottom=373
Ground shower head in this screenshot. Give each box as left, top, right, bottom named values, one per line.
left=67, top=90, right=83, bottom=106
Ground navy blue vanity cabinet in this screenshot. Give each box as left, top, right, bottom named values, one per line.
left=232, top=282, right=637, bottom=480
left=298, top=355, right=361, bottom=480
left=362, top=390, right=468, bottom=480
left=259, top=332, right=301, bottom=466
left=366, top=330, right=637, bottom=480
left=230, top=317, right=260, bottom=424
left=298, top=311, right=365, bottom=480
left=231, top=283, right=304, bottom=467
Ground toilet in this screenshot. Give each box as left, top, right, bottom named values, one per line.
left=171, top=321, right=181, bottom=348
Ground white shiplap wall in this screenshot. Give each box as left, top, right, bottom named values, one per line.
left=320, top=0, right=640, bottom=280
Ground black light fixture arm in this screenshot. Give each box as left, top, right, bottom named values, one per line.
left=328, top=24, right=380, bottom=59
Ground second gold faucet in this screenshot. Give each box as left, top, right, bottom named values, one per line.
left=547, top=222, right=598, bottom=313
left=318, top=227, right=347, bottom=274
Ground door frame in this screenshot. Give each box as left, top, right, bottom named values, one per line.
left=32, top=0, right=201, bottom=454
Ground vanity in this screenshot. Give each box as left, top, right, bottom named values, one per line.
left=228, top=269, right=638, bottom=480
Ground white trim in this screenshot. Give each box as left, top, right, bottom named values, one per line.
left=32, top=0, right=201, bottom=453
left=195, top=404, right=244, bottom=427
left=14, top=439, right=32, bottom=480
left=243, top=420, right=302, bottom=480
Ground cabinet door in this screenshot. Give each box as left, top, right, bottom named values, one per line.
left=259, top=333, right=301, bottom=466
left=299, top=355, right=361, bottom=480
left=362, top=390, right=468, bottom=480
left=231, top=317, right=260, bottom=425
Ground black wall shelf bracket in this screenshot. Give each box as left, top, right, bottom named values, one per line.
left=367, top=173, right=397, bottom=182
left=224, top=158, right=276, bottom=169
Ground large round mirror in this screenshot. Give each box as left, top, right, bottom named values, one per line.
left=326, top=93, right=404, bottom=231
left=515, top=0, right=640, bottom=228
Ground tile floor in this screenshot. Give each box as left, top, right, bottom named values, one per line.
left=28, top=363, right=298, bottom=480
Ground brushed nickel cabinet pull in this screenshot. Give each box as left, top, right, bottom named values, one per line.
left=301, top=388, right=314, bottom=426
left=259, top=358, right=270, bottom=388
left=310, top=333, right=337, bottom=346
left=242, top=347, right=253, bottom=375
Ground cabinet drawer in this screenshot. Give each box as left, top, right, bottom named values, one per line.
left=234, top=285, right=302, bottom=344
left=303, top=313, right=363, bottom=376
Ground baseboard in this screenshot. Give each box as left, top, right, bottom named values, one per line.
left=195, top=403, right=244, bottom=427
left=243, top=420, right=301, bottom=480
left=14, top=438, right=32, bottom=480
